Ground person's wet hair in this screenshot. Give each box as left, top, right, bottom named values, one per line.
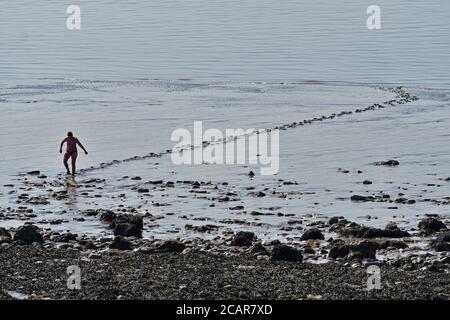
left=67, top=131, right=73, bottom=137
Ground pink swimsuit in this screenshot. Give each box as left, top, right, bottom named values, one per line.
left=66, top=139, right=77, bottom=154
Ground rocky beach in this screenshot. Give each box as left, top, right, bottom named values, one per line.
left=1, top=85, right=449, bottom=300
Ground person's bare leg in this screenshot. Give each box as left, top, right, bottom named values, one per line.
left=71, top=152, right=78, bottom=175
left=63, top=153, right=71, bottom=174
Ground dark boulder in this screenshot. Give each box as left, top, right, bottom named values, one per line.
left=109, top=236, right=133, bottom=250
left=267, top=239, right=282, bottom=246
left=231, top=231, right=256, bottom=247
left=157, top=240, right=186, bottom=253
left=347, top=241, right=378, bottom=259
left=432, top=242, right=450, bottom=252
left=99, top=210, right=116, bottom=224
left=271, top=244, right=303, bottom=262
left=251, top=243, right=269, bottom=255
left=328, top=245, right=350, bottom=259
left=418, top=218, right=447, bottom=235
left=350, top=195, right=375, bottom=202
left=328, top=241, right=379, bottom=260
left=378, top=160, right=400, bottom=166
left=113, top=223, right=142, bottom=238
left=112, top=214, right=144, bottom=229
left=0, top=227, right=11, bottom=238
left=430, top=231, right=450, bottom=252
left=13, top=225, right=43, bottom=244
left=328, top=216, right=344, bottom=225
left=54, top=233, right=77, bottom=243
left=339, top=224, right=410, bottom=239
left=301, top=228, right=325, bottom=241
left=380, top=240, right=408, bottom=249
left=112, top=214, right=144, bottom=238
left=385, top=222, right=398, bottom=230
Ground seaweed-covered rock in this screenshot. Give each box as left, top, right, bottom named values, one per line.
left=112, top=214, right=144, bottom=229
left=113, top=223, right=142, bottom=238
left=231, top=231, right=256, bottom=247
left=13, top=225, right=43, bottom=244
left=301, top=228, right=325, bottom=241
left=0, top=227, right=11, bottom=238
left=251, top=243, right=269, bottom=255
left=112, top=214, right=143, bottom=238
left=418, top=218, right=447, bottom=235
left=329, top=241, right=380, bottom=260
left=430, top=231, right=450, bottom=252
left=328, top=245, right=350, bottom=259
left=157, top=240, right=186, bottom=253
left=271, top=244, right=303, bottom=262
left=338, top=223, right=410, bottom=239
left=54, top=233, right=77, bottom=243
left=99, top=210, right=116, bottom=224
left=110, top=236, right=133, bottom=250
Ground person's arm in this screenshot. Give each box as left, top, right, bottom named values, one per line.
left=59, top=138, right=67, bottom=153
left=76, top=138, right=88, bottom=155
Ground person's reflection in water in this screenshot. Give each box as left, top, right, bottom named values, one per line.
left=63, top=175, right=79, bottom=209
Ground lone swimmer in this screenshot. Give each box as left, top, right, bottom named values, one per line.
left=59, top=131, right=88, bottom=175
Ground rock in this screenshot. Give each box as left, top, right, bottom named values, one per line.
left=0, top=227, right=11, bottom=238
left=328, top=245, right=350, bottom=259
left=54, top=233, right=77, bottom=243
left=157, top=240, right=186, bottom=253
left=430, top=231, right=450, bottom=252
left=329, top=241, right=378, bottom=260
left=111, top=214, right=144, bottom=238
left=0, top=236, right=12, bottom=244
left=250, top=243, right=269, bottom=255
left=113, top=214, right=144, bottom=229
left=362, top=180, right=373, bottom=185
left=131, top=176, right=142, bottom=180
left=99, top=210, right=116, bottom=224
left=267, top=240, right=282, bottom=246
left=303, top=247, right=316, bottom=254
left=110, top=236, right=133, bottom=250
left=113, top=223, right=142, bottom=238
left=231, top=231, right=256, bottom=247
left=347, top=241, right=378, bottom=259
left=247, top=171, right=255, bottom=177
left=431, top=242, right=450, bottom=252
left=137, top=187, right=149, bottom=193
left=380, top=240, right=408, bottom=249
left=301, top=228, right=325, bottom=241
left=418, top=218, right=447, bottom=235
left=378, top=160, right=400, bottom=166
left=271, top=244, right=303, bottom=262
left=27, top=170, right=41, bottom=175
left=338, top=224, right=410, bottom=238
left=385, top=222, right=398, bottom=230
left=328, top=216, right=341, bottom=225
left=13, top=225, right=44, bottom=244
left=350, top=195, right=375, bottom=202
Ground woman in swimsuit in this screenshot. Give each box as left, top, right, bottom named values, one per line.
left=59, top=132, right=88, bottom=175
